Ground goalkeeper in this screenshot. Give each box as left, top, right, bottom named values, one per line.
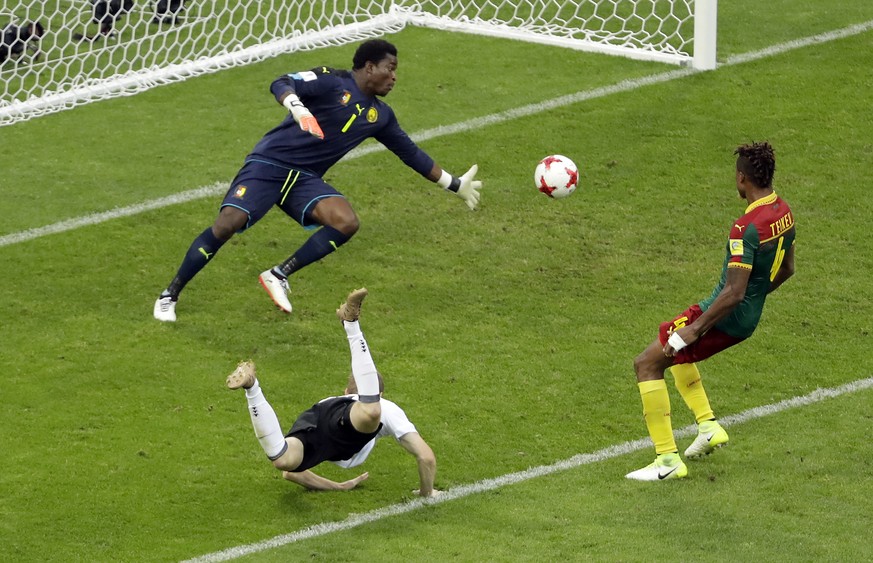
left=154, top=39, right=483, bottom=322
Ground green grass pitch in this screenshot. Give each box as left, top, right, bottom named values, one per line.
left=1, top=1, right=873, bottom=560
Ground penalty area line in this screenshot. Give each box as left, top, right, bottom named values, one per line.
left=4, top=19, right=873, bottom=250
left=183, top=376, right=873, bottom=563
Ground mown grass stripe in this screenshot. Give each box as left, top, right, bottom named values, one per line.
left=4, top=20, right=871, bottom=250
left=184, top=376, right=873, bottom=562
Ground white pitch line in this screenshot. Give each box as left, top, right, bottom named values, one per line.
left=724, top=19, right=873, bottom=65
left=0, top=183, right=227, bottom=248
left=3, top=19, right=872, bottom=250
left=184, top=376, right=873, bottom=563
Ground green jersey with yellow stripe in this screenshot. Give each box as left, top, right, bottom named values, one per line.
left=699, top=193, right=795, bottom=338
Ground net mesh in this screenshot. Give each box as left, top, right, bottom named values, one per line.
left=1, top=0, right=697, bottom=126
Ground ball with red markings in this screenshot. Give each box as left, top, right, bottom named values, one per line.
left=534, top=154, right=578, bottom=199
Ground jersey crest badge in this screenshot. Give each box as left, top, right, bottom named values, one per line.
left=366, top=107, right=378, bottom=123
left=341, top=90, right=351, bottom=105
left=729, top=239, right=744, bottom=256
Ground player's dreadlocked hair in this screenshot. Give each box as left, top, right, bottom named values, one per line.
left=735, top=141, right=776, bottom=188
left=352, top=39, right=397, bottom=70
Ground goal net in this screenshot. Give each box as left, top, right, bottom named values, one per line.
left=0, top=1, right=716, bottom=127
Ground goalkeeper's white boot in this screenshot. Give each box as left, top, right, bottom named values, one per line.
left=153, top=295, right=177, bottom=322
left=625, top=453, right=688, bottom=481
left=685, top=420, right=729, bottom=459
left=336, top=288, right=368, bottom=322
left=258, top=269, right=292, bottom=313
left=226, top=360, right=256, bottom=390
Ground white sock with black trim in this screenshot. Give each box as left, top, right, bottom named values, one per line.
left=344, top=321, right=380, bottom=402
left=244, top=379, right=287, bottom=460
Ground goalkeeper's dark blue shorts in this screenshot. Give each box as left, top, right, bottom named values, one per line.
left=220, top=159, right=344, bottom=231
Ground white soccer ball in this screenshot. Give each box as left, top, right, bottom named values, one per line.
left=535, top=154, right=579, bottom=199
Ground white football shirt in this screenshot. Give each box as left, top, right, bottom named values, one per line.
left=327, top=396, right=417, bottom=469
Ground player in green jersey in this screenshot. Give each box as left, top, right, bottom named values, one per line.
left=627, top=141, right=796, bottom=481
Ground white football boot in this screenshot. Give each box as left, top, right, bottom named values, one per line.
left=626, top=453, right=688, bottom=481
left=258, top=269, right=292, bottom=313
left=685, top=420, right=730, bottom=459
left=153, top=295, right=177, bottom=322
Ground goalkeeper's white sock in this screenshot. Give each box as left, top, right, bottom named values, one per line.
left=244, top=380, right=288, bottom=460
left=344, top=321, right=380, bottom=403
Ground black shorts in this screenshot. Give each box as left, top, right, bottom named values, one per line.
left=221, top=159, right=344, bottom=231
left=286, top=397, right=381, bottom=472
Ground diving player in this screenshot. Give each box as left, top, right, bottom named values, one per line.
left=227, top=288, right=441, bottom=496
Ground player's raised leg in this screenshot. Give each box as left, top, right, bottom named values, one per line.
left=671, top=363, right=729, bottom=459
left=685, top=419, right=729, bottom=459
left=338, top=288, right=382, bottom=433
left=259, top=197, right=359, bottom=314
left=227, top=361, right=289, bottom=461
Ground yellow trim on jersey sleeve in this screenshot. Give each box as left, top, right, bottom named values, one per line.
left=727, top=262, right=753, bottom=270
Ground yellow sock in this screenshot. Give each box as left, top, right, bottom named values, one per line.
left=670, top=363, right=715, bottom=423
left=638, top=379, right=676, bottom=455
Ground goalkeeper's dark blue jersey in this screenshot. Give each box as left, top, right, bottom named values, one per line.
left=247, top=67, right=434, bottom=178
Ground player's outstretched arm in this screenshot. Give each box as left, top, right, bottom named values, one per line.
left=399, top=432, right=440, bottom=497
left=665, top=267, right=751, bottom=356
left=282, top=469, right=369, bottom=491
left=432, top=164, right=483, bottom=210
left=278, top=91, right=324, bottom=140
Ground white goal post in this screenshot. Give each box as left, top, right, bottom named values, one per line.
left=0, top=1, right=717, bottom=127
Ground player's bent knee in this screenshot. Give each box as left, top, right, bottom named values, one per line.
left=633, top=352, right=647, bottom=376
left=333, top=212, right=359, bottom=236
left=350, top=401, right=381, bottom=433
left=347, top=215, right=361, bottom=234
left=212, top=224, right=236, bottom=241
left=214, top=207, right=248, bottom=240
left=360, top=402, right=381, bottom=424
left=271, top=438, right=303, bottom=471
left=634, top=345, right=673, bottom=381
left=313, top=198, right=359, bottom=235
left=633, top=352, right=660, bottom=380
